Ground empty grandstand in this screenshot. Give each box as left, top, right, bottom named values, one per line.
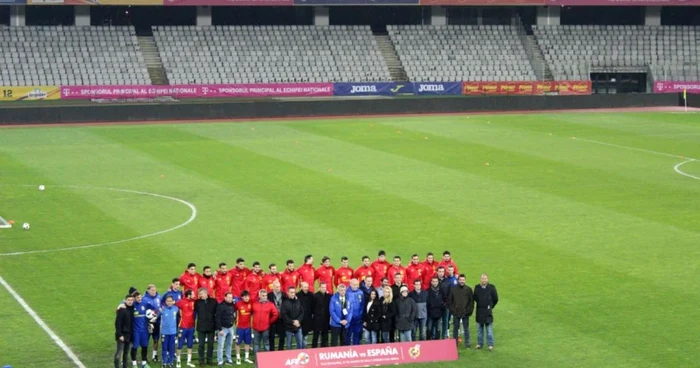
left=0, top=26, right=150, bottom=86
left=388, top=25, right=537, bottom=82
left=153, top=25, right=390, bottom=85
left=533, top=25, right=700, bottom=81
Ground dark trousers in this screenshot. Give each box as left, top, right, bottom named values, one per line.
left=427, top=316, right=442, bottom=340
left=197, top=331, right=215, bottom=364
left=114, top=339, right=131, bottom=368
left=347, top=321, right=363, bottom=346
left=130, top=346, right=148, bottom=363
left=269, top=322, right=286, bottom=351
left=330, top=327, right=347, bottom=347
left=312, top=329, right=329, bottom=348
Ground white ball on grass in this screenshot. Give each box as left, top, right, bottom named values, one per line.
left=38, top=185, right=45, bottom=191
left=22, top=222, right=30, bottom=230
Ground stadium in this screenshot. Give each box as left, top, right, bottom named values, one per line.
left=1, top=0, right=700, bottom=368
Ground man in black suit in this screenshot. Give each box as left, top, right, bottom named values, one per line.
left=268, top=281, right=286, bottom=351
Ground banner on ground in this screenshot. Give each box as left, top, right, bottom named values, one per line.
left=462, top=81, right=591, bottom=95
left=413, top=82, right=463, bottom=95
left=295, top=0, right=418, bottom=4
left=28, top=0, right=161, bottom=4
left=0, top=0, right=26, bottom=4
left=421, top=0, right=543, bottom=4
left=60, top=83, right=333, bottom=100
left=164, top=0, right=292, bottom=5
left=334, top=82, right=414, bottom=96
left=653, top=81, right=700, bottom=93
left=0, top=86, right=61, bottom=101
left=546, top=0, right=700, bottom=5
left=256, top=340, right=458, bottom=368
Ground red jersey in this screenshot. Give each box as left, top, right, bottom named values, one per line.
left=199, top=275, right=217, bottom=297
left=251, top=300, right=279, bottom=332
left=297, top=264, right=316, bottom=293
left=438, top=260, right=459, bottom=276
left=405, top=263, right=427, bottom=291
left=214, top=271, right=234, bottom=303
left=179, top=271, right=201, bottom=295
left=176, top=298, right=196, bottom=329
left=422, top=260, right=439, bottom=290
left=370, top=259, right=390, bottom=288
left=234, top=301, right=253, bottom=329
left=334, top=267, right=354, bottom=288
left=387, top=265, right=407, bottom=285
left=244, top=271, right=264, bottom=301
left=353, top=266, right=373, bottom=283
left=262, top=273, right=281, bottom=293
left=230, top=267, right=250, bottom=298
left=280, top=269, right=300, bottom=292
left=315, top=265, right=335, bottom=292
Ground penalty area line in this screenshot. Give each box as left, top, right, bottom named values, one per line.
left=0, top=275, right=87, bottom=368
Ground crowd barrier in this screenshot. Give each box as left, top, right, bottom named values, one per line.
left=0, top=81, right=593, bottom=101
left=256, top=340, right=458, bottom=368
left=11, top=0, right=700, bottom=4
left=653, top=81, right=700, bottom=94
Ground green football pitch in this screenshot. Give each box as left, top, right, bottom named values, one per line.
left=1, top=111, right=699, bottom=368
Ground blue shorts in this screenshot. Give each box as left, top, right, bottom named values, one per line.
left=236, top=328, right=252, bottom=345
left=151, top=321, right=160, bottom=341
left=133, top=330, right=150, bottom=348
left=178, top=328, right=195, bottom=349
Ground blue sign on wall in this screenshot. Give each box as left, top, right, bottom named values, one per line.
left=412, top=82, right=462, bottom=95
left=334, top=82, right=414, bottom=96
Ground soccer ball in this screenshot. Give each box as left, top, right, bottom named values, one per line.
left=38, top=185, right=45, bottom=191
left=146, top=309, right=158, bottom=323
left=22, top=223, right=30, bottom=230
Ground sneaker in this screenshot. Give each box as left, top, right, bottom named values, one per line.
left=476, top=345, right=482, bottom=350
left=236, top=358, right=241, bottom=365
left=187, top=363, right=196, bottom=368
left=177, top=362, right=182, bottom=368
left=244, top=359, right=254, bottom=364
left=225, top=361, right=234, bottom=366
left=488, top=346, right=494, bottom=351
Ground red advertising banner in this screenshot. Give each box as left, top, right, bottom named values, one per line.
left=422, top=0, right=543, bottom=5
left=256, top=340, right=458, bottom=368
left=462, top=81, right=591, bottom=96
left=164, top=0, right=293, bottom=5
left=546, top=0, right=700, bottom=5
left=653, top=81, right=700, bottom=93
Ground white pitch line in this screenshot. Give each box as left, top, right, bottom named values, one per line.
left=573, top=137, right=697, bottom=161
left=0, top=275, right=87, bottom=368
left=674, top=160, right=700, bottom=181
left=0, top=185, right=197, bottom=257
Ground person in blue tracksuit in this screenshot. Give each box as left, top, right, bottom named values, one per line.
left=162, top=278, right=183, bottom=307
left=131, top=292, right=157, bottom=368
left=142, top=284, right=163, bottom=362
left=160, top=295, right=180, bottom=368
left=346, top=279, right=365, bottom=345
left=329, top=285, right=353, bottom=347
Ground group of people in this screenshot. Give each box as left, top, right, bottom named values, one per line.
left=113, top=251, right=499, bottom=368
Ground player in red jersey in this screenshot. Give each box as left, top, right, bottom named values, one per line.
left=406, top=254, right=427, bottom=292
left=262, top=263, right=281, bottom=293
left=244, top=262, right=264, bottom=302
left=315, top=256, right=335, bottom=293
left=422, top=252, right=438, bottom=290
left=280, top=259, right=300, bottom=292
left=198, top=266, right=216, bottom=297
left=386, top=255, right=407, bottom=288
left=370, top=250, right=390, bottom=288
left=215, top=262, right=234, bottom=303
left=437, top=251, right=459, bottom=276
left=179, top=263, right=201, bottom=296
left=175, top=290, right=196, bottom=367
left=231, top=258, right=250, bottom=299
left=234, top=291, right=254, bottom=365
left=297, top=255, right=316, bottom=293
left=353, top=256, right=373, bottom=283
left=333, top=256, right=354, bottom=288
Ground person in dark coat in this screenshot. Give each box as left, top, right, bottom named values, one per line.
left=281, top=287, right=305, bottom=350
left=363, top=289, right=381, bottom=344
left=312, top=283, right=332, bottom=348
left=473, top=273, right=498, bottom=351
left=447, top=274, right=474, bottom=348
left=437, top=266, right=453, bottom=338
left=378, top=286, right=396, bottom=343
left=268, top=281, right=286, bottom=351
left=297, top=282, right=315, bottom=347
left=194, top=288, right=217, bottom=366
left=426, top=276, right=445, bottom=340
left=114, top=294, right=135, bottom=368
left=409, top=279, right=429, bottom=341
left=395, top=286, right=417, bottom=342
